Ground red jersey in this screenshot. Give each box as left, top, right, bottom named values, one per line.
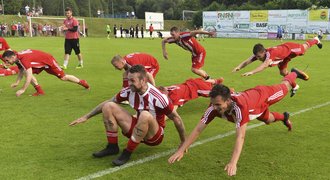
left=124, top=52, right=159, bottom=70
left=167, top=78, right=212, bottom=106
left=200, top=84, right=287, bottom=128
left=168, top=32, right=205, bottom=57
left=0, top=38, right=10, bottom=51
left=15, top=49, right=56, bottom=70
left=115, top=83, right=174, bottom=128
left=250, top=42, right=304, bottom=67
left=149, top=25, right=154, bottom=32
left=63, top=17, right=79, bottom=39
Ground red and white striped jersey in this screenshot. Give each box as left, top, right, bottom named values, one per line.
left=115, top=83, right=174, bottom=128
left=124, top=52, right=159, bottom=71
left=168, top=32, right=205, bottom=57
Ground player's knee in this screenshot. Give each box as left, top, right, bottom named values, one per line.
left=280, top=70, right=288, bottom=76
left=102, top=102, right=117, bottom=114
left=138, top=111, right=153, bottom=122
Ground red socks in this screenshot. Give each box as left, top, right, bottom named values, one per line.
left=283, top=72, right=297, bottom=88
left=34, top=85, right=45, bottom=94
left=126, top=138, right=140, bottom=153
left=271, top=112, right=285, bottom=121
left=306, top=39, right=318, bottom=47
left=106, top=130, right=118, bottom=144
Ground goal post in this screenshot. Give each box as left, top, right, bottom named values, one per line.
left=182, top=10, right=197, bottom=21
left=28, top=16, right=85, bottom=37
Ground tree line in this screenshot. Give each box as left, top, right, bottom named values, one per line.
left=2, top=0, right=329, bottom=20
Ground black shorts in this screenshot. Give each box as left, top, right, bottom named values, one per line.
left=65, top=39, right=81, bottom=55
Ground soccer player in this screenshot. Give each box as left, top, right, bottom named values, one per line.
left=2, top=49, right=89, bottom=97
left=70, top=65, right=186, bottom=166
left=149, top=24, right=154, bottom=39
left=111, top=52, right=160, bottom=87
left=0, top=64, right=19, bottom=76
left=106, top=24, right=111, bottom=39
left=159, top=77, right=224, bottom=111
left=168, top=68, right=309, bottom=176
left=61, top=7, right=83, bottom=69
left=233, top=37, right=322, bottom=78
left=161, top=26, right=216, bottom=82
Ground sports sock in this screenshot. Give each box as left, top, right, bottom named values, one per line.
left=283, top=72, right=297, bottom=88
left=306, top=39, right=318, bottom=47
left=34, top=85, right=44, bottom=94
left=63, top=60, right=69, bottom=67
left=271, top=112, right=285, bottom=121
left=106, top=130, right=118, bottom=144
left=79, top=60, right=83, bottom=66
left=126, top=137, right=140, bottom=153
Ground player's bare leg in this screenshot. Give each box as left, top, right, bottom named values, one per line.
left=61, top=75, right=90, bottom=89
left=76, top=53, right=83, bottom=69
left=93, top=102, right=132, bottom=158
left=62, top=54, right=70, bottom=69
left=113, top=111, right=159, bottom=166
left=279, top=68, right=289, bottom=77
left=191, top=67, right=217, bottom=83
left=30, top=75, right=45, bottom=96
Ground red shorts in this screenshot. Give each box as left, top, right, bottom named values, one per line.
left=255, top=84, right=288, bottom=106
left=123, top=116, right=164, bottom=146
left=32, top=60, right=65, bottom=78
left=278, top=43, right=306, bottom=70
left=192, top=51, right=206, bottom=69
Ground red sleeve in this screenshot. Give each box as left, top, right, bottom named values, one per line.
left=179, top=32, right=192, bottom=40
left=200, top=105, right=221, bottom=124
left=73, top=18, right=79, bottom=26
left=18, top=58, right=31, bottom=70
left=115, top=88, right=129, bottom=103
left=234, top=104, right=250, bottom=128
left=0, top=38, right=10, bottom=51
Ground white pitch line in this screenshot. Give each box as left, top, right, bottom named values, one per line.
left=77, top=101, right=330, bottom=180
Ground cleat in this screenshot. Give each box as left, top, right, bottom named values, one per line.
left=112, top=149, right=132, bottom=166
left=60, top=65, right=67, bottom=70
left=283, top=112, right=292, bottom=131
left=31, top=92, right=45, bottom=96
left=79, top=80, right=90, bottom=89
left=92, top=144, right=119, bottom=158
left=313, top=36, right=322, bottom=49
left=291, top=68, right=309, bottom=81
left=76, top=64, right=83, bottom=69
left=215, top=77, right=224, bottom=84
left=290, top=84, right=299, bottom=97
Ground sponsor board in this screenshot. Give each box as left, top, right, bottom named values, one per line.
left=250, top=10, right=268, bottom=22
left=309, top=9, right=328, bottom=21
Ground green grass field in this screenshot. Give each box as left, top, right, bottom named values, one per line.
left=1, top=37, right=330, bottom=179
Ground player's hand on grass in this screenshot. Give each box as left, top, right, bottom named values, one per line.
left=15, top=89, right=25, bottom=97
left=69, top=116, right=88, bottom=126
left=163, top=51, right=168, bottom=60
left=168, top=150, right=184, bottom=164
left=241, top=72, right=253, bottom=76
left=11, top=82, right=19, bottom=88
left=232, top=67, right=240, bottom=72
left=224, top=162, right=237, bottom=176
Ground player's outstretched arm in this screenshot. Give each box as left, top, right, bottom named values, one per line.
left=161, top=37, right=171, bottom=60
left=167, top=110, right=186, bottom=144
left=69, top=97, right=116, bottom=126
left=16, top=68, right=33, bottom=97
left=224, top=123, right=247, bottom=176
left=11, top=68, right=24, bottom=88
left=232, top=56, right=255, bottom=72
left=241, top=59, right=272, bottom=76
left=190, top=30, right=216, bottom=37
left=168, top=121, right=207, bottom=164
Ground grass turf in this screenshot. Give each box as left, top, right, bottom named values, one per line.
left=1, top=37, right=330, bottom=179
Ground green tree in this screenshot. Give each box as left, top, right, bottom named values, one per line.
left=3, top=0, right=23, bottom=15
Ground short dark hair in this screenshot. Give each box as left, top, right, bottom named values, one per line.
left=65, top=7, right=72, bottom=12
left=253, top=43, right=265, bottom=55
left=209, top=84, right=231, bottom=101
left=129, top=65, right=147, bottom=80
left=170, top=26, right=179, bottom=32
left=2, top=50, right=16, bottom=58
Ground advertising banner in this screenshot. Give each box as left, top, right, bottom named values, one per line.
left=145, top=12, right=164, bottom=30
left=250, top=10, right=268, bottom=22
left=287, top=10, right=308, bottom=22
left=250, top=22, right=268, bottom=32
left=268, top=10, right=287, bottom=22
left=309, top=9, right=328, bottom=21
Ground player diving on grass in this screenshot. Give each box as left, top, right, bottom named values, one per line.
left=2, top=49, right=89, bottom=97
left=232, top=37, right=322, bottom=97
left=161, top=26, right=216, bottom=82
left=168, top=68, right=309, bottom=176
left=70, top=65, right=186, bottom=166
left=158, top=77, right=224, bottom=112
